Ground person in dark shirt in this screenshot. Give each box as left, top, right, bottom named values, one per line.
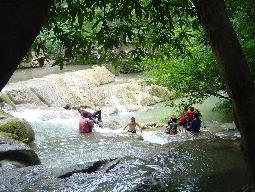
left=186, top=112, right=201, bottom=133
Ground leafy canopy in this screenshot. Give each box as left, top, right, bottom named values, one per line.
left=27, top=0, right=255, bottom=110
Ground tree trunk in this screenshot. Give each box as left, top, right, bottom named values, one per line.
left=194, top=0, right=255, bottom=190
left=0, top=0, right=53, bottom=91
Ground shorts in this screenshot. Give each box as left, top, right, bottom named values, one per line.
left=127, top=130, right=136, bottom=133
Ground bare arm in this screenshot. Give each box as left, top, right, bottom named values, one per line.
left=123, top=123, right=129, bottom=130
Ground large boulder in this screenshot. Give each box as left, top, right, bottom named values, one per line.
left=0, top=118, right=35, bottom=143
left=0, top=132, right=40, bottom=170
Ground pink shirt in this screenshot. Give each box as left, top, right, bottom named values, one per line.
left=79, top=117, right=94, bottom=133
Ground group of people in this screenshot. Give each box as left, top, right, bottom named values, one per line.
left=165, top=106, right=202, bottom=135
left=64, top=104, right=201, bottom=135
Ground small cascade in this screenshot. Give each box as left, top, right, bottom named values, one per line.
left=110, top=96, right=135, bottom=115
left=2, top=66, right=115, bottom=108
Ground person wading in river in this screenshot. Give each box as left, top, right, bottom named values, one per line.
left=123, top=117, right=142, bottom=134
left=165, top=115, right=178, bottom=135
left=79, top=111, right=94, bottom=133
left=64, top=104, right=103, bottom=127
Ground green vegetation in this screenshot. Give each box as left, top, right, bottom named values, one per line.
left=0, top=118, right=35, bottom=144
left=27, top=0, right=254, bottom=112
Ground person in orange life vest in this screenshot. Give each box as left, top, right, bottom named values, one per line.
left=79, top=111, right=94, bottom=133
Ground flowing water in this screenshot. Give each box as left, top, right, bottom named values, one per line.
left=4, top=67, right=248, bottom=191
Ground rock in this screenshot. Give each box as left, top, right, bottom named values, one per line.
left=2, top=83, right=47, bottom=107
left=0, top=93, right=16, bottom=109
left=3, top=67, right=171, bottom=112
left=0, top=159, right=120, bottom=191
left=0, top=132, right=40, bottom=169
left=0, top=165, right=61, bottom=192
left=0, top=109, right=11, bottom=120
left=0, top=118, right=35, bottom=143
left=142, top=121, right=165, bottom=129
left=219, top=122, right=236, bottom=130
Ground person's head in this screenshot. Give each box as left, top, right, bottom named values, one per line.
left=131, top=117, right=136, bottom=122
left=189, top=107, right=194, bottom=112
left=171, top=115, right=177, bottom=122
left=81, top=111, right=89, bottom=118
left=64, top=104, right=71, bottom=110
left=193, top=112, right=200, bottom=119
left=78, top=108, right=83, bottom=114
left=184, top=106, right=188, bottom=111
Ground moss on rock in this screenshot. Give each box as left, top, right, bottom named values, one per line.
left=0, top=109, right=10, bottom=119
left=0, top=118, right=35, bottom=143
left=0, top=93, right=16, bottom=109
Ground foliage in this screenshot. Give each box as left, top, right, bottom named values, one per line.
left=140, top=38, right=228, bottom=107
left=26, top=0, right=254, bottom=111
left=29, top=0, right=197, bottom=68
left=226, top=0, right=255, bottom=77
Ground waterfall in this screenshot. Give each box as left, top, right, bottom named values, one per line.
left=110, top=96, right=135, bottom=115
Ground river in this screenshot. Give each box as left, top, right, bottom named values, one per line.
left=4, top=66, right=248, bottom=191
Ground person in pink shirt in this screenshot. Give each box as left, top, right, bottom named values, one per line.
left=79, top=112, right=94, bottom=133
left=78, top=107, right=102, bottom=127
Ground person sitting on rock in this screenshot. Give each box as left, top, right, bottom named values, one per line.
left=79, top=112, right=94, bottom=133
left=123, top=117, right=142, bottom=134
left=78, top=106, right=103, bottom=127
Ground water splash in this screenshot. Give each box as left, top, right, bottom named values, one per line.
left=142, top=130, right=215, bottom=145
left=109, top=96, right=135, bottom=115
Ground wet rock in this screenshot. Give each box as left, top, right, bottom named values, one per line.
left=0, top=118, right=35, bottom=143
left=142, top=122, right=165, bottom=129
left=0, top=159, right=121, bottom=192
left=0, top=165, right=62, bottom=192
left=0, top=109, right=11, bottom=119
left=3, top=67, right=170, bottom=112
left=219, top=122, right=236, bottom=130
left=55, top=158, right=117, bottom=179
left=0, top=93, right=16, bottom=109
left=2, top=83, right=47, bottom=107
left=0, top=132, right=40, bottom=169
left=146, top=84, right=171, bottom=100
